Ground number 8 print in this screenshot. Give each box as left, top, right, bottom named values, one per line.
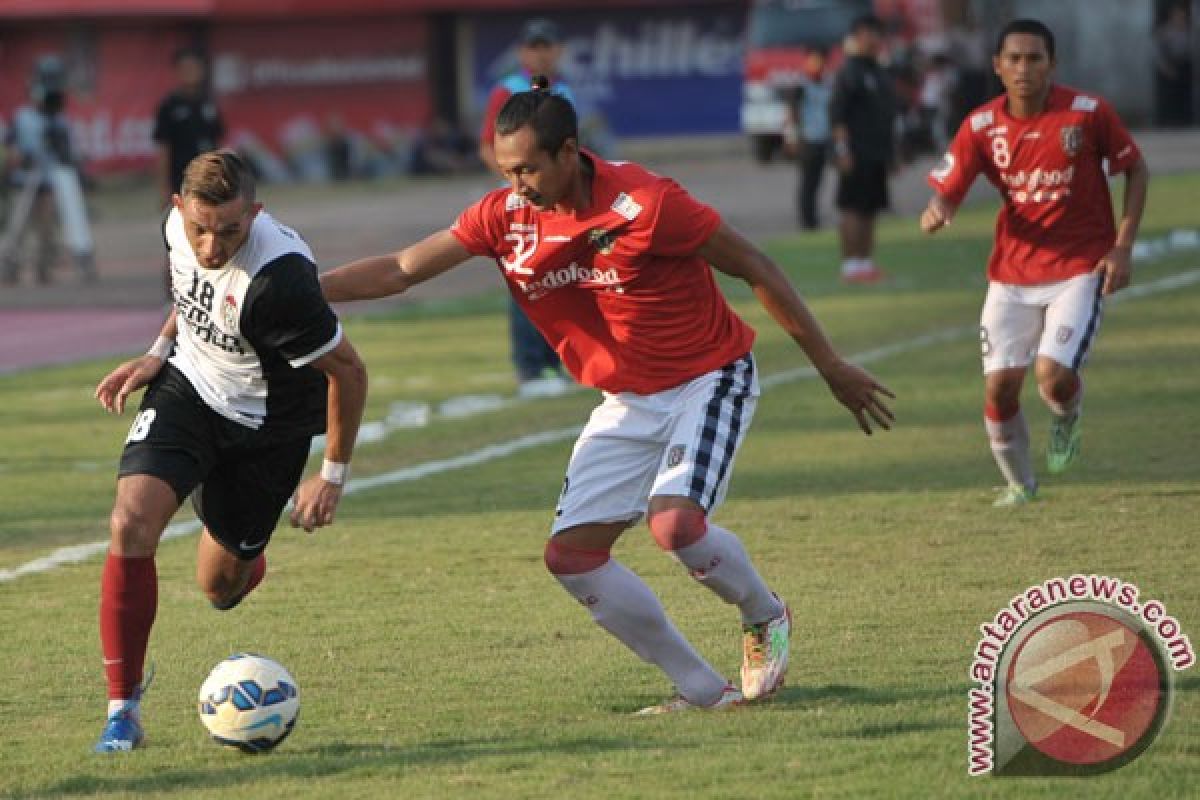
left=126, top=409, right=157, bottom=443
left=990, top=136, right=1011, bottom=168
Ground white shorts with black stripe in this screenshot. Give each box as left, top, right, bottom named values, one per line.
left=979, top=272, right=1103, bottom=374
left=552, top=354, right=760, bottom=534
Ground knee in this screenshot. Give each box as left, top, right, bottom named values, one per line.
left=647, top=507, right=708, bottom=552
left=543, top=537, right=611, bottom=576
left=109, top=504, right=160, bottom=557
left=198, top=572, right=243, bottom=610
left=1039, top=371, right=1080, bottom=405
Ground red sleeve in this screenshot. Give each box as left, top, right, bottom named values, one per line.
left=450, top=193, right=502, bottom=258
left=647, top=180, right=722, bottom=257
left=1095, top=99, right=1140, bottom=175
left=927, top=118, right=982, bottom=205
left=479, top=87, right=512, bottom=147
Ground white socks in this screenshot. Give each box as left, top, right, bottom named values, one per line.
left=555, top=560, right=728, bottom=705
left=842, top=257, right=874, bottom=277
left=985, top=409, right=1036, bottom=491
left=107, top=698, right=139, bottom=720
left=671, top=524, right=784, bottom=625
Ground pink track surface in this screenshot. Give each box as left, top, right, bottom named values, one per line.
left=0, top=309, right=164, bottom=374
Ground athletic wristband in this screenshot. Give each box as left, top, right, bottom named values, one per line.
left=321, top=459, right=349, bottom=486
left=146, top=335, right=173, bottom=360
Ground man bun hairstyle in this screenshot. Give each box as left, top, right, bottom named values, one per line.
left=495, top=74, right=577, bottom=155
left=181, top=149, right=256, bottom=206
left=996, top=18, right=1056, bottom=59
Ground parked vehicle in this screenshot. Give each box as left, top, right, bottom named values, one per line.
left=740, top=0, right=872, bottom=163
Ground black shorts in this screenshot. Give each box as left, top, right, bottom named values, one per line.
left=118, top=365, right=311, bottom=560
left=836, top=160, right=890, bottom=214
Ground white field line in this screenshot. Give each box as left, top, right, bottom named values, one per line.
left=3, top=268, right=1197, bottom=585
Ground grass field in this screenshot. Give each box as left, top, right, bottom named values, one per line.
left=1, top=173, right=1198, bottom=799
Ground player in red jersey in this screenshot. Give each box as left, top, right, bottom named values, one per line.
left=321, top=81, right=893, bottom=713
left=920, top=19, right=1148, bottom=507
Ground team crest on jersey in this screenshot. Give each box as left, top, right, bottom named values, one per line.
left=588, top=228, right=618, bottom=254
left=666, top=444, right=686, bottom=468
left=222, top=293, right=239, bottom=331
left=1056, top=325, right=1074, bottom=345
left=1060, top=125, right=1083, bottom=158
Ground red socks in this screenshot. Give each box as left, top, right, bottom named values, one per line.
left=99, top=554, right=157, bottom=701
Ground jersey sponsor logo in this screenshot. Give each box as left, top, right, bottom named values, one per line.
left=588, top=228, right=619, bottom=254
left=222, top=293, right=239, bottom=331
left=1115, top=144, right=1133, bottom=160
left=986, top=125, right=1008, bottom=137
left=611, top=192, right=642, bottom=220
left=931, top=153, right=955, bottom=183
left=504, top=192, right=529, bottom=211
left=515, top=261, right=623, bottom=300
left=1000, top=165, right=1075, bottom=192
left=544, top=234, right=572, bottom=242
left=1060, top=125, right=1083, bottom=158
left=1071, top=95, right=1099, bottom=112
left=1055, top=325, right=1075, bottom=345
left=178, top=275, right=247, bottom=356
left=970, top=110, right=995, bottom=132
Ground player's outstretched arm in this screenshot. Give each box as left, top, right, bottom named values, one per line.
left=1095, top=155, right=1149, bottom=295
left=94, top=314, right=177, bottom=414
left=289, top=335, right=368, bottom=533
left=920, top=193, right=958, bottom=234
left=320, top=229, right=472, bottom=303
left=700, top=223, right=895, bottom=434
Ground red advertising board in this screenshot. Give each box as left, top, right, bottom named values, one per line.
left=0, top=15, right=430, bottom=176
left=0, top=24, right=186, bottom=174
left=210, top=16, right=431, bottom=179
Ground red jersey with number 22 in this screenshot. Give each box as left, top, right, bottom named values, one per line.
left=451, top=154, right=755, bottom=394
left=928, top=85, right=1140, bottom=285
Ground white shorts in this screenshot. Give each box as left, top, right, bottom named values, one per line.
left=552, top=354, right=760, bottom=534
left=979, top=272, right=1103, bottom=374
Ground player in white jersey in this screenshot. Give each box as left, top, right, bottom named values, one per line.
left=90, top=151, right=368, bottom=752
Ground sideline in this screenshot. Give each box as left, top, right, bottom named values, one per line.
left=2, top=268, right=1198, bottom=585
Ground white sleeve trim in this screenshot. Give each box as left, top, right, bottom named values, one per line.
left=288, top=322, right=342, bottom=368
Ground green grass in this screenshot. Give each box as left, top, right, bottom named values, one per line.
left=1, top=174, right=1199, bottom=798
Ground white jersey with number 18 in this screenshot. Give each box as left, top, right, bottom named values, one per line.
left=165, top=208, right=341, bottom=434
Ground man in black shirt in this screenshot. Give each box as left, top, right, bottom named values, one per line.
left=830, top=15, right=897, bottom=284
left=91, top=150, right=367, bottom=753
left=153, top=48, right=225, bottom=206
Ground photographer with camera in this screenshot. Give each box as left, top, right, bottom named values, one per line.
left=1, top=54, right=96, bottom=286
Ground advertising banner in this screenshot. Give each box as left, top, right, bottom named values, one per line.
left=469, top=4, right=746, bottom=138
left=210, top=16, right=431, bottom=180
left=0, top=25, right=184, bottom=175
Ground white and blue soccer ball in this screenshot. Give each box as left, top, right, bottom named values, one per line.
left=198, top=653, right=299, bottom=753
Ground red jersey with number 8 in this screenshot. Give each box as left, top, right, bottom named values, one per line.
left=928, top=85, right=1140, bottom=285
left=451, top=153, right=756, bottom=394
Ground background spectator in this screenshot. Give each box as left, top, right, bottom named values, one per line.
left=1155, top=2, right=1194, bottom=127
left=783, top=47, right=834, bottom=231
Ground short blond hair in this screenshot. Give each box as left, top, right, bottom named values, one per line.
left=180, top=149, right=256, bottom=206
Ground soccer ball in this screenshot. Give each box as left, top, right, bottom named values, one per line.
left=198, top=653, right=299, bottom=753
